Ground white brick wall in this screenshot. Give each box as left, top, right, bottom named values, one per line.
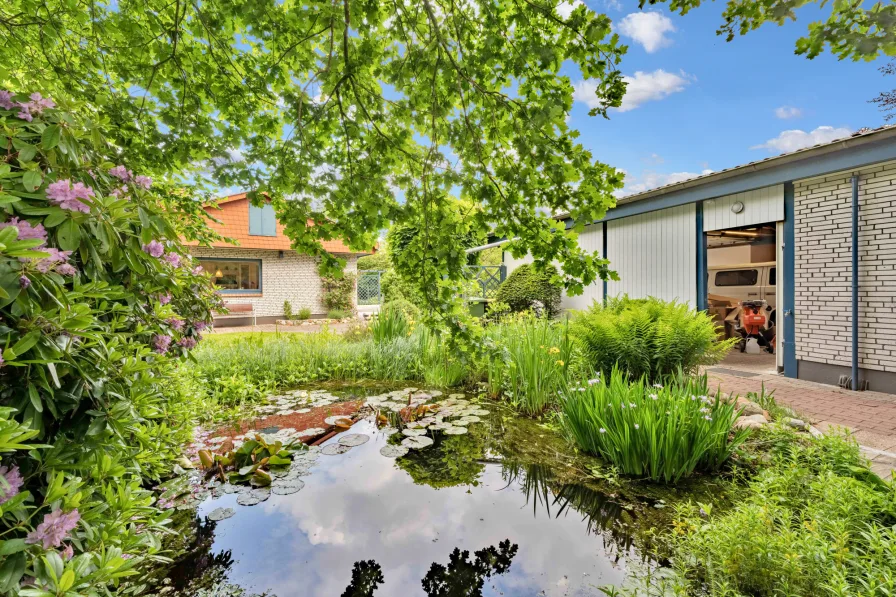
left=190, top=246, right=359, bottom=317
left=794, top=160, right=896, bottom=373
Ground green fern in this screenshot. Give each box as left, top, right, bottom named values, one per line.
left=570, top=295, right=736, bottom=382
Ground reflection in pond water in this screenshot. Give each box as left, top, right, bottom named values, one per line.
left=147, top=387, right=668, bottom=597
left=341, top=540, right=517, bottom=597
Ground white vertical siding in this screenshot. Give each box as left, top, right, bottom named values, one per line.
left=502, top=249, right=533, bottom=274
left=703, top=185, right=784, bottom=231
left=606, top=203, right=697, bottom=305
left=562, top=223, right=604, bottom=311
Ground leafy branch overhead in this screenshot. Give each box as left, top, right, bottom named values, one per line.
left=639, top=0, right=896, bottom=61
left=0, top=0, right=627, bottom=322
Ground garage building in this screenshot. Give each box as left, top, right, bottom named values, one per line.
left=503, top=126, right=896, bottom=394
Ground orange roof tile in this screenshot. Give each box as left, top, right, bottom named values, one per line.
left=184, top=193, right=371, bottom=254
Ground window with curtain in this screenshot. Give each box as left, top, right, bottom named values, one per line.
left=199, top=259, right=262, bottom=293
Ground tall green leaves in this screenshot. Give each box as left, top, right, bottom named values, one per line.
left=560, top=370, right=748, bottom=483
left=570, top=296, right=736, bottom=382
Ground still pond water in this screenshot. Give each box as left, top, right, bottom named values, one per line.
left=157, top=386, right=663, bottom=597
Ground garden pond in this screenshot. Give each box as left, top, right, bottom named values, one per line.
left=146, top=383, right=730, bottom=597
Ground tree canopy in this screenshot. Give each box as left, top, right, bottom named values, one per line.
left=0, top=0, right=626, bottom=331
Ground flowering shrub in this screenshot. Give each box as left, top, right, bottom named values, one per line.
left=0, top=92, right=221, bottom=594
left=560, top=369, right=749, bottom=483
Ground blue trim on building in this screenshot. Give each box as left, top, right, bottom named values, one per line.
left=602, top=221, right=608, bottom=304
left=695, top=202, right=707, bottom=311
left=782, top=182, right=797, bottom=378
left=563, top=136, right=896, bottom=229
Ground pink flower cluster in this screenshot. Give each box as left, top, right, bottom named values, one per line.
left=0, top=217, right=47, bottom=245
left=0, top=465, right=23, bottom=505
left=163, top=252, right=181, bottom=268
left=166, top=318, right=185, bottom=331
left=1, top=92, right=55, bottom=122
left=178, top=336, right=197, bottom=350
left=159, top=293, right=172, bottom=305
left=36, top=248, right=75, bottom=276
left=109, top=165, right=152, bottom=190
left=25, top=508, right=80, bottom=549
left=142, top=240, right=164, bottom=258
left=47, top=179, right=94, bottom=213
left=153, top=334, right=172, bottom=354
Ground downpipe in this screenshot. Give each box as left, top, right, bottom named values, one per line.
left=851, top=174, right=860, bottom=391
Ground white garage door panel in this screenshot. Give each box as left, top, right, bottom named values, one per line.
left=562, top=223, right=604, bottom=311
left=703, top=185, right=784, bottom=231
left=606, top=204, right=697, bottom=306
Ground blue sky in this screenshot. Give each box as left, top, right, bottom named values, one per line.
left=564, top=0, right=890, bottom=195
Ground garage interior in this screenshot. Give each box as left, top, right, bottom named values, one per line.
left=706, top=223, right=780, bottom=374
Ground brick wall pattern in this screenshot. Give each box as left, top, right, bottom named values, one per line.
left=190, top=246, right=359, bottom=317
left=794, top=159, right=896, bottom=373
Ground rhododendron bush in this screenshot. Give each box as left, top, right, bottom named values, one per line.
left=0, top=93, right=222, bottom=595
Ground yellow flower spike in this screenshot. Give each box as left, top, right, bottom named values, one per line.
left=556, top=360, right=564, bottom=366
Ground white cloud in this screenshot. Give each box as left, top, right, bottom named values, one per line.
left=774, top=106, right=803, bottom=119
left=556, top=0, right=586, bottom=19
left=616, top=12, right=676, bottom=53
left=620, top=168, right=714, bottom=196
left=574, top=69, right=692, bottom=112
left=751, top=125, right=853, bottom=154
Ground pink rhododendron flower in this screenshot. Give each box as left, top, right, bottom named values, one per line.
left=178, top=337, right=197, bottom=349
left=46, top=179, right=93, bottom=213
left=163, top=252, right=181, bottom=268
left=61, top=544, right=74, bottom=560
left=159, top=293, right=172, bottom=305
left=0, top=465, right=23, bottom=504
left=109, top=186, right=129, bottom=199
left=19, top=276, right=31, bottom=289
left=0, top=91, right=14, bottom=110
left=134, top=175, right=152, bottom=189
left=153, top=334, right=172, bottom=354
left=166, top=318, right=185, bottom=331
left=0, top=217, right=47, bottom=245
left=142, top=240, right=164, bottom=258
left=36, top=248, right=72, bottom=273
left=55, top=263, right=77, bottom=276
left=27, top=93, right=55, bottom=113
left=16, top=108, right=33, bottom=122
left=193, top=321, right=208, bottom=331
left=25, top=508, right=80, bottom=549
left=109, top=165, right=131, bottom=181
left=192, top=266, right=205, bottom=276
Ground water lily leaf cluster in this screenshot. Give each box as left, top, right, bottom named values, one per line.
left=199, top=435, right=307, bottom=487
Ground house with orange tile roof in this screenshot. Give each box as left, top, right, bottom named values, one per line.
left=184, top=193, right=372, bottom=324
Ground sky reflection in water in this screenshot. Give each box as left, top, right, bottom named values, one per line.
left=192, top=419, right=634, bottom=597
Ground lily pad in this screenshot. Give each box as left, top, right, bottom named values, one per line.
left=443, top=426, right=468, bottom=435
left=401, top=436, right=434, bottom=450
left=458, top=415, right=481, bottom=424
left=402, top=428, right=428, bottom=437
left=470, top=409, right=490, bottom=416
left=338, top=433, right=370, bottom=447
left=207, top=507, right=236, bottom=521
left=272, top=478, right=305, bottom=495
left=296, top=427, right=326, bottom=438
left=380, top=444, right=410, bottom=458
left=236, top=487, right=271, bottom=506
left=448, top=393, right=465, bottom=399
left=322, top=443, right=352, bottom=455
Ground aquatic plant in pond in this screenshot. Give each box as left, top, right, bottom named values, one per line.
left=483, top=315, right=576, bottom=415
left=561, top=369, right=749, bottom=483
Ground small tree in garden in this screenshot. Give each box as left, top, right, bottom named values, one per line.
left=321, top=271, right=357, bottom=313
left=0, top=92, right=221, bottom=594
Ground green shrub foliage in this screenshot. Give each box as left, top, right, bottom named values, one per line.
left=570, top=296, right=735, bottom=381
left=561, top=370, right=749, bottom=483
left=0, top=92, right=219, bottom=594
left=494, top=264, right=562, bottom=318
left=321, top=271, right=356, bottom=312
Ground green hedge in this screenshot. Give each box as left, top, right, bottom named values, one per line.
left=494, top=263, right=562, bottom=317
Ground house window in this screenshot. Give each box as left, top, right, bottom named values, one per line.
left=714, top=269, right=759, bottom=287
left=249, top=203, right=277, bottom=236
left=200, top=259, right=262, bottom=294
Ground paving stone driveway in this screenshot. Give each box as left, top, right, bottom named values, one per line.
left=706, top=367, right=896, bottom=480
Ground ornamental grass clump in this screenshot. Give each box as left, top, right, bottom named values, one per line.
left=561, top=369, right=749, bottom=483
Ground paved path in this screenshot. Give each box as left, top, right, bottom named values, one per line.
left=211, top=322, right=356, bottom=334
left=706, top=364, right=896, bottom=480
